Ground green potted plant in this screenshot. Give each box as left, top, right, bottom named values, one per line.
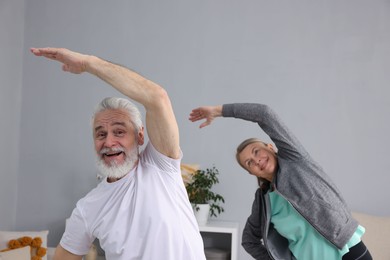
left=181, top=164, right=225, bottom=223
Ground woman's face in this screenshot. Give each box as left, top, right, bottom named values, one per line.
left=238, top=142, right=278, bottom=182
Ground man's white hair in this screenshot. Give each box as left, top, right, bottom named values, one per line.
left=92, top=97, right=143, bottom=132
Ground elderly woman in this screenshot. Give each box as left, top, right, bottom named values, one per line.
left=189, top=103, right=372, bottom=260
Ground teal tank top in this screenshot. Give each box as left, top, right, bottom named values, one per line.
left=269, top=191, right=364, bottom=259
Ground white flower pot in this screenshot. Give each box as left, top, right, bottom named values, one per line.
left=193, top=203, right=210, bottom=225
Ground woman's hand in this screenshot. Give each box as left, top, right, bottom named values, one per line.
left=189, top=105, right=223, bottom=128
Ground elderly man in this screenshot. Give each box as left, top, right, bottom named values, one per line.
left=31, top=47, right=206, bottom=260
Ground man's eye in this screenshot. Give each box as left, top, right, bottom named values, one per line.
left=96, top=132, right=106, bottom=139
left=115, top=130, right=125, bottom=136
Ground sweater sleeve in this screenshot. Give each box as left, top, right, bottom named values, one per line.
left=242, top=189, right=272, bottom=260
left=222, top=103, right=308, bottom=161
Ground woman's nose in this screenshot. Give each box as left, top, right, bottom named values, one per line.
left=252, top=159, right=259, bottom=166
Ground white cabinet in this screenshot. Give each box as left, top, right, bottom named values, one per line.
left=199, top=221, right=239, bottom=260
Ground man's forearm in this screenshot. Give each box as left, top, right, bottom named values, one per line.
left=53, top=245, right=83, bottom=260
left=85, top=55, right=162, bottom=109
left=85, top=55, right=179, bottom=157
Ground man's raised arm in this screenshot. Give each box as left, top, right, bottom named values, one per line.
left=31, top=47, right=180, bottom=158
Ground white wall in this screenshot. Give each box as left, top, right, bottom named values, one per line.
left=3, top=0, right=389, bottom=259
left=0, top=0, right=24, bottom=230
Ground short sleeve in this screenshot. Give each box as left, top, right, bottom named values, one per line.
left=141, top=142, right=183, bottom=175
left=60, top=206, right=95, bottom=256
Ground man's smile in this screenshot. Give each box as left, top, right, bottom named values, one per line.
left=104, top=151, right=124, bottom=157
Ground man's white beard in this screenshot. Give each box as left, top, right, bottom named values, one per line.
left=96, top=146, right=139, bottom=180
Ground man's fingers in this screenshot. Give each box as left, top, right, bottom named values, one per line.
left=62, top=64, right=69, bottom=72
left=31, top=47, right=62, bottom=61
left=31, top=47, right=54, bottom=55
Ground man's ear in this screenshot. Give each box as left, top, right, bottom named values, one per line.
left=137, top=127, right=145, bottom=145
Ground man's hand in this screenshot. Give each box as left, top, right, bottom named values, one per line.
left=30, top=47, right=88, bottom=74
left=189, top=105, right=223, bottom=128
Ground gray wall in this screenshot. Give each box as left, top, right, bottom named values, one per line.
left=3, top=0, right=390, bottom=259
left=0, top=0, right=24, bottom=230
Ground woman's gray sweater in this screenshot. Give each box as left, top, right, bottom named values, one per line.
left=222, top=103, right=358, bottom=260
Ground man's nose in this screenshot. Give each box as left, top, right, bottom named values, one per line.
left=104, top=133, right=117, bottom=147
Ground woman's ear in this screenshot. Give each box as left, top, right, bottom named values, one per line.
left=266, top=143, right=276, bottom=153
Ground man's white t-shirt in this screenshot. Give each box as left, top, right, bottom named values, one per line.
left=60, top=143, right=206, bottom=260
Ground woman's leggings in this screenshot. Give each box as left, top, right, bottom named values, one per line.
left=342, top=241, right=372, bottom=260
